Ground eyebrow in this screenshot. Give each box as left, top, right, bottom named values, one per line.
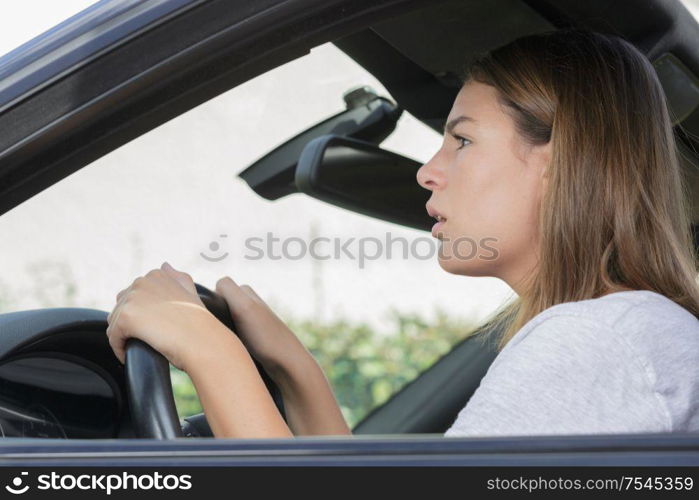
left=443, top=115, right=477, bottom=135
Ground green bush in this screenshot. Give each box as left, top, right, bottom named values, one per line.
left=170, top=307, right=480, bottom=429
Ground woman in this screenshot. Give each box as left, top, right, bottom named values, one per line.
left=106, top=28, right=699, bottom=438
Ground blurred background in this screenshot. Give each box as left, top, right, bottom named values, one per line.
left=0, top=0, right=696, bottom=426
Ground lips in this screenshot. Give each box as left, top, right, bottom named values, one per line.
left=426, top=203, right=447, bottom=237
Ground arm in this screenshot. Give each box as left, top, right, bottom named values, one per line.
left=268, top=352, right=352, bottom=436
left=214, top=275, right=352, bottom=437
left=185, top=316, right=350, bottom=437
left=178, top=279, right=350, bottom=437
left=183, top=316, right=294, bottom=439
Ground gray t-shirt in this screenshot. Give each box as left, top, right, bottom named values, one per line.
left=444, top=290, right=699, bottom=437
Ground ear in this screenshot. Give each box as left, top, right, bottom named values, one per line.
left=534, top=139, right=552, bottom=185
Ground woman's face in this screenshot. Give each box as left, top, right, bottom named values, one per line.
left=416, top=80, right=551, bottom=293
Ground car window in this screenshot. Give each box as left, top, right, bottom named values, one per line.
left=0, top=41, right=514, bottom=429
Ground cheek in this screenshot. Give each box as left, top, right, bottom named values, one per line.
left=447, top=153, right=512, bottom=231
left=448, top=153, right=541, bottom=243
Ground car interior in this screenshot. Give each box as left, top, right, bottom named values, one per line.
left=0, top=0, right=697, bottom=445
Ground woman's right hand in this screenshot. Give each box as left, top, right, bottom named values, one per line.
left=215, top=276, right=314, bottom=382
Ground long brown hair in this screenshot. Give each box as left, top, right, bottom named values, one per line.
left=462, top=28, right=699, bottom=352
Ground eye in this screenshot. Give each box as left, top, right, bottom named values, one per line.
left=452, top=134, right=471, bottom=150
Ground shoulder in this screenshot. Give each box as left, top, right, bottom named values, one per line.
left=444, top=291, right=699, bottom=437
left=501, top=290, right=699, bottom=356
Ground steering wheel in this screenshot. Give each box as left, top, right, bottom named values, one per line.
left=124, top=283, right=286, bottom=439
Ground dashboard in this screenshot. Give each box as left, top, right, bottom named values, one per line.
left=0, top=354, right=121, bottom=438
left=0, top=306, right=215, bottom=440
left=0, top=309, right=136, bottom=440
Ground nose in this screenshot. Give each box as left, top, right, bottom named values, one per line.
left=416, top=150, right=445, bottom=191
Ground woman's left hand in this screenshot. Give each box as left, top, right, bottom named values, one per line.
left=106, top=261, right=222, bottom=371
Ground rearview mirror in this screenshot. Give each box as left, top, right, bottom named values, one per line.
left=238, top=87, right=402, bottom=200
left=295, top=134, right=433, bottom=231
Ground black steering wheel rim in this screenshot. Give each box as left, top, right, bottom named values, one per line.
left=125, top=283, right=285, bottom=439
left=125, top=338, right=183, bottom=438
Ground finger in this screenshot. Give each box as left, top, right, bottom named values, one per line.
left=240, top=284, right=263, bottom=304
left=108, top=291, right=127, bottom=325
left=106, top=312, right=127, bottom=364
left=216, top=276, right=253, bottom=309
left=108, top=284, right=135, bottom=324
left=162, top=261, right=197, bottom=295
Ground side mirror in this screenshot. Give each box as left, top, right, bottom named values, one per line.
left=295, top=134, right=433, bottom=231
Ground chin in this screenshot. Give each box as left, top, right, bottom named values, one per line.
left=437, top=252, right=494, bottom=277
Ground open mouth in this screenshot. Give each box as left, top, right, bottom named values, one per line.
left=431, top=216, right=446, bottom=237
left=426, top=204, right=447, bottom=236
